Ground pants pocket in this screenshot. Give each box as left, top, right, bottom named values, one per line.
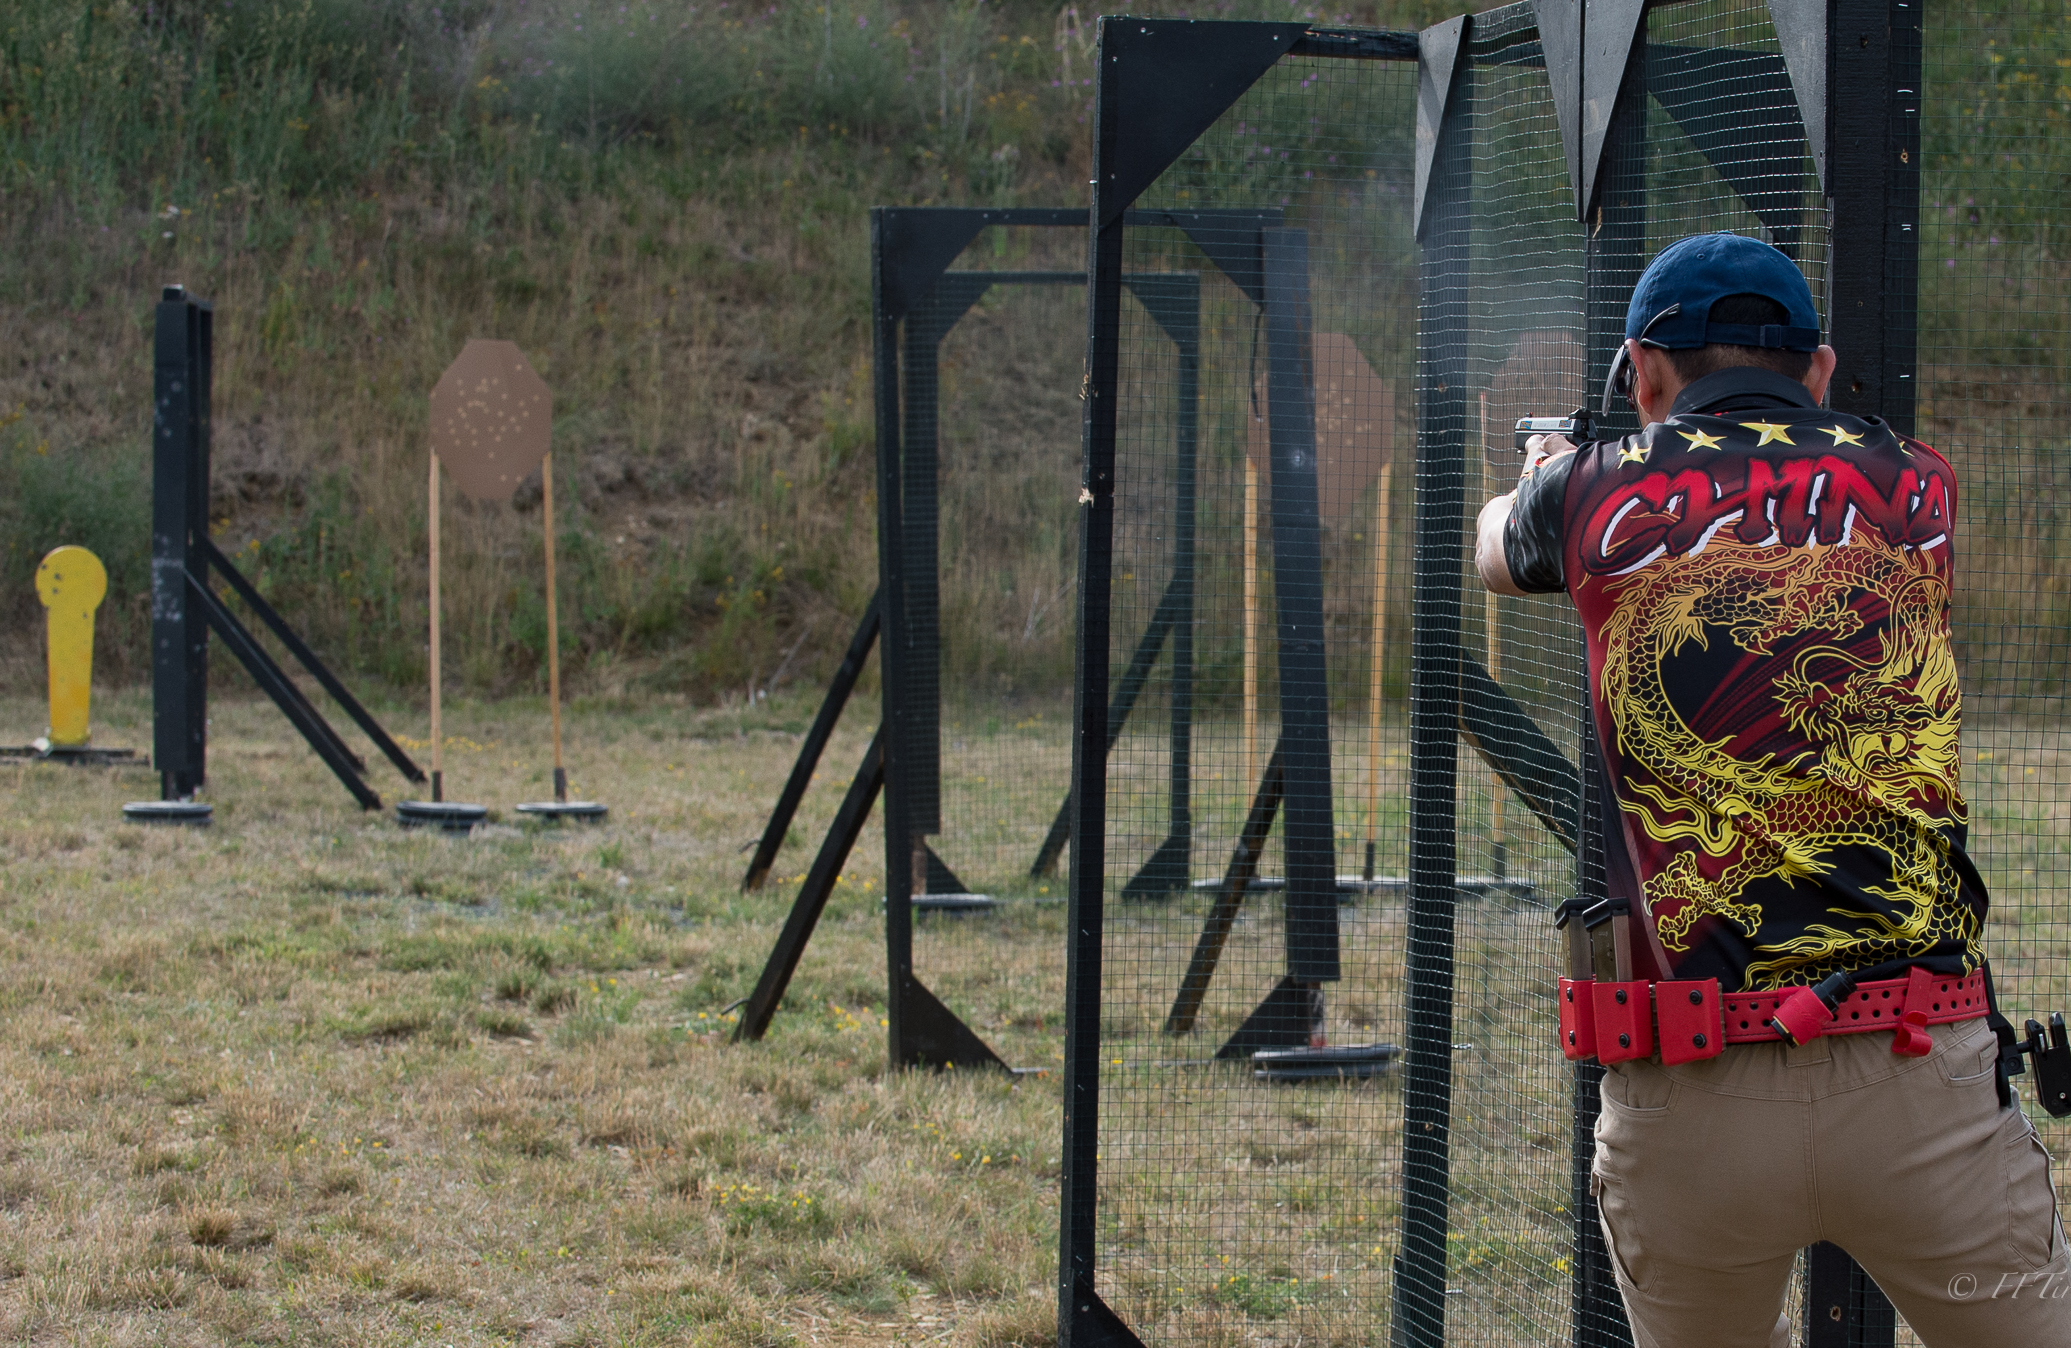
left=1592, top=1167, right=1642, bottom=1289
left=2005, top=1117, right=2061, bottom=1275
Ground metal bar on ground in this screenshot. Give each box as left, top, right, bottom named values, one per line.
left=1032, top=578, right=1181, bottom=878
left=734, top=727, right=886, bottom=1042
left=743, top=594, right=881, bottom=892
left=201, top=538, right=424, bottom=784
left=1164, top=739, right=1285, bottom=1036
left=186, top=573, right=381, bottom=810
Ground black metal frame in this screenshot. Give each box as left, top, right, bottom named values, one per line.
left=736, top=208, right=1211, bottom=1067
left=150, top=285, right=423, bottom=809
left=1059, top=0, right=1923, bottom=1343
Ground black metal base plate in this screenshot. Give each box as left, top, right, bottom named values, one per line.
left=1252, top=1041, right=1399, bottom=1083
left=122, top=800, right=213, bottom=827
left=396, top=800, right=488, bottom=832
left=1215, top=976, right=1325, bottom=1060
left=913, top=893, right=999, bottom=915
left=515, top=800, right=609, bottom=822
left=1122, top=833, right=1191, bottom=900
left=5, top=742, right=143, bottom=767
left=1189, top=874, right=1538, bottom=905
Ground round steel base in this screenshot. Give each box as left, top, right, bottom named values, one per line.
left=395, top=800, right=489, bottom=833
left=1251, top=1042, right=1399, bottom=1084
left=514, top=801, right=608, bottom=822
left=122, top=800, right=214, bottom=827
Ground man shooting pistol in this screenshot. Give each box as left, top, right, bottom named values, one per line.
left=1476, top=232, right=2071, bottom=1346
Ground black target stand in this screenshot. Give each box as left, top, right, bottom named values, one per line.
left=735, top=208, right=1213, bottom=1067
left=134, top=286, right=424, bottom=822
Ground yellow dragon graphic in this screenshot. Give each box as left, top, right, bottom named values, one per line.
left=1596, top=532, right=1980, bottom=988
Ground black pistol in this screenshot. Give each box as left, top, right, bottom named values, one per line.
left=1514, top=408, right=1592, bottom=453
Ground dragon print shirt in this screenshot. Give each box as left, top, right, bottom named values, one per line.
left=1505, top=369, right=1985, bottom=992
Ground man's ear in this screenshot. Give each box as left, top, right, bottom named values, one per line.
left=1804, top=345, right=1838, bottom=406
left=1629, top=341, right=1680, bottom=425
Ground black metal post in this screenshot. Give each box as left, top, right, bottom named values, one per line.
left=152, top=286, right=210, bottom=801
left=1804, top=1241, right=1900, bottom=1347
left=1118, top=273, right=1202, bottom=898
left=1057, top=40, right=1134, bottom=1339
left=871, top=210, right=921, bottom=1067
left=1807, top=1, right=1916, bottom=1339
left=1827, top=0, right=1920, bottom=434
left=1170, top=287, right=1197, bottom=880
left=1261, top=227, right=1338, bottom=986
left=899, top=304, right=945, bottom=843
left=1393, top=50, right=1472, bottom=1348
left=1568, top=6, right=1647, bottom=1341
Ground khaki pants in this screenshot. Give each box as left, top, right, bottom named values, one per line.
left=1594, top=1016, right=2071, bottom=1347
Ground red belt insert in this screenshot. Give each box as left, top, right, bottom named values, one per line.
left=1559, top=967, right=1987, bottom=1065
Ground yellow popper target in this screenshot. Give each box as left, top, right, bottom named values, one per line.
left=35, top=546, right=107, bottom=749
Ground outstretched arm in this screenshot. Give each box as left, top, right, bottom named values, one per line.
left=1476, top=434, right=1575, bottom=597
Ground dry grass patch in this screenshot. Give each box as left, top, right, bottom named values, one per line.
left=0, top=692, right=1059, bottom=1345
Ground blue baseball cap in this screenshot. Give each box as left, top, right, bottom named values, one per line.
left=1624, top=232, right=1821, bottom=351
left=1600, top=232, right=1822, bottom=414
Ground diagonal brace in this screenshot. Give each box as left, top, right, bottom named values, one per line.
left=185, top=571, right=380, bottom=810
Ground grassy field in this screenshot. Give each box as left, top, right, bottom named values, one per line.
left=8, top=678, right=2070, bottom=1348
left=0, top=689, right=1071, bottom=1348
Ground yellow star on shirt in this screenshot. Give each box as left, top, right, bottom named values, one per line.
left=1741, top=420, right=1796, bottom=447
left=1617, top=440, right=1649, bottom=466
left=1675, top=426, right=1726, bottom=451
left=1822, top=424, right=1865, bottom=447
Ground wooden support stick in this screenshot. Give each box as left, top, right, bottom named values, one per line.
left=429, top=452, right=444, bottom=802
left=542, top=452, right=566, bottom=802
left=1366, top=461, right=1393, bottom=880
left=1241, top=455, right=1259, bottom=796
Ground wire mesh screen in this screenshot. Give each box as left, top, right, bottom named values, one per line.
left=1089, top=49, right=1421, bottom=1344
left=1444, top=5, right=1593, bottom=1341
left=1920, top=0, right=2071, bottom=1322
left=1069, top=2, right=2071, bottom=1344
left=897, top=223, right=1086, bottom=1066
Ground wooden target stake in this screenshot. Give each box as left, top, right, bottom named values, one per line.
left=542, top=452, right=566, bottom=802
left=402, top=339, right=565, bottom=830
left=1365, top=461, right=1392, bottom=882
left=1241, top=455, right=1259, bottom=797
left=429, top=452, right=445, bottom=802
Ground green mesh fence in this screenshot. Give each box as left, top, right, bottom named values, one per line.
left=1059, top=2, right=2070, bottom=1346
left=1916, top=0, right=2071, bottom=1338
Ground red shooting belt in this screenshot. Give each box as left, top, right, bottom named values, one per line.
left=1726, top=967, right=1988, bottom=1051
left=1561, top=967, right=1989, bottom=1066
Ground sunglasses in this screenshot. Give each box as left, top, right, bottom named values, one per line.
left=1599, top=303, right=1682, bottom=415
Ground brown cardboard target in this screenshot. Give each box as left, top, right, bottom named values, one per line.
left=430, top=340, right=552, bottom=503
left=1246, top=332, right=1396, bottom=521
